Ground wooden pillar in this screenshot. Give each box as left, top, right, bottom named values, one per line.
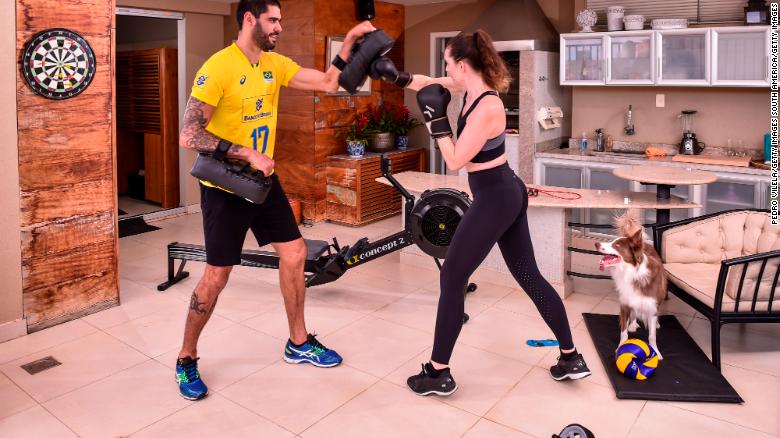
left=274, top=0, right=404, bottom=221
left=16, top=0, right=118, bottom=332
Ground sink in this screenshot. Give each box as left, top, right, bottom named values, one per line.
left=589, top=151, right=647, bottom=159
left=588, top=151, right=647, bottom=159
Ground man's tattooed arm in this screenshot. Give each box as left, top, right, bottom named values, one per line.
left=179, top=96, right=245, bottom=157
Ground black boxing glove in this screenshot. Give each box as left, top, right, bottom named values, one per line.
left=369, top=57, right=412, bottom=88
left=338, top=30, right=395, bottom=95
left=416, top=84, right=452, bottom=139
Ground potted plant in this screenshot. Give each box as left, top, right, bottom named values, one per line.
left=391, top=104, right=421, bottom=149
left=364, top=102, right=397, bottom=153
left=338, top=112, right=369, bottom=157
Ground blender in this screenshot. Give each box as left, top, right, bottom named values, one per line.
left=678, top=110, right=705, bottom=155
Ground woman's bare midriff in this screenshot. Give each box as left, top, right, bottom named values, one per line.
left=465, top=153, right=508, bottom=173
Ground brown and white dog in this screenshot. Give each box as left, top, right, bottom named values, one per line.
left=595, top=210, right=667, bottom=359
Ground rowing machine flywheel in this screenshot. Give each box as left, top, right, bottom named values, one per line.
left=410, top=188, right=471, bottom=259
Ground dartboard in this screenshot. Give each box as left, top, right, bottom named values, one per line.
left=21, top=28, right=96, bottom=100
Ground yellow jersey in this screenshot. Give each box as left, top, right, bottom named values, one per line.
left=190, top=43, right=300, bottom=187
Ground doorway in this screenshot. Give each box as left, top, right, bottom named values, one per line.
left=115, top=9, right=181, bottom=220
left=429, top=31, right=459, bottom=175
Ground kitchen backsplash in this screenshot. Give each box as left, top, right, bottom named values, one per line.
left=566, top=138, right=765, bottom=160
left=570, top=87, right=768, bottom=156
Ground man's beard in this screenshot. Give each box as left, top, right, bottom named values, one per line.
left=253, top=26, right=278, bottom=51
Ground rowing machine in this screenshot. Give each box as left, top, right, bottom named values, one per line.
left=157, top=155, right=477, bottom=316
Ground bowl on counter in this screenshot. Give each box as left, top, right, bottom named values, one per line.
left=623, top=15, right=646, bottom=30
left=651, top=18, right=688, bottom=30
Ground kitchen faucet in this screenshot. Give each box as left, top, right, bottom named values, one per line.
left=624, top=105, right=635, bottom=135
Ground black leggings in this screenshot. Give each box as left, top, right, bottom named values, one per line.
left=431, top=163, right=574, bottom=364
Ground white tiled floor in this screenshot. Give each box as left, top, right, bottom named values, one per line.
left=118, top=196, right=165, bottom=218
left=0, top=213, right=779, bottom=437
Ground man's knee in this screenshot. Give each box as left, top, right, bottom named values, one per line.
left=201, top=265, right=232, bottom=291
left=278, top=239, right=307, bottom=268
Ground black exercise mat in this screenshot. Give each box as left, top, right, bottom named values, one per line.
left=583, top=313, right=743, bottom=403
left=118, top=208, right=128, bottom=215
left=119, top=217, right=160, bottom=238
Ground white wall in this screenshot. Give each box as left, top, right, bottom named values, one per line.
left=0, top=0, right=25, bottom=341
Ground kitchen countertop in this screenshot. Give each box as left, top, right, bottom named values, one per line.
left=536, top=148, right=771, bottom=177
left=613, top=165, right=718, bottom=186
left=377, top=171, right=699, bottom=209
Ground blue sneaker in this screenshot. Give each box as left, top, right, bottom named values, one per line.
left=284, top=334, right=342, bottom=368
left=176, top=356, right=208, bottom=400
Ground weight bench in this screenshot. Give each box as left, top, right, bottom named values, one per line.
left=157, top=238, right=334, bottom=291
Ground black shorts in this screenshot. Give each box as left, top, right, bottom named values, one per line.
left=200, top=173, right=302, bottom=266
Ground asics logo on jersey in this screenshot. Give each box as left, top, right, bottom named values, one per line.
left=240, top=75, right=246, bottom=85
left=196, top=75, right=207, bottom=86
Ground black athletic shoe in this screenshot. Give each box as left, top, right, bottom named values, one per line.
left=407, top=363, right=458, bottom=396
left=550, top=353, right=592, bottom=381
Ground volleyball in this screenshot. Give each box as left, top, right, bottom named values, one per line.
left=615, top=338, right=659, bottom=380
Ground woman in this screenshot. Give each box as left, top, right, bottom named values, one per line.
left=404, top=30, right=592, bottom=396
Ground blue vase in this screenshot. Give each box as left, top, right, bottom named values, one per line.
left=347, top=140, right=365, bottom=157
left=396, top=135, right=409, bottom=149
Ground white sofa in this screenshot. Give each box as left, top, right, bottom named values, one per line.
left=654, top=209, right=780, bottom=369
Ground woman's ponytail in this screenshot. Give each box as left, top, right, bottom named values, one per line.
left=448, top=30, right=511, bottom=93
left=473, top=30, right=511, bottom=93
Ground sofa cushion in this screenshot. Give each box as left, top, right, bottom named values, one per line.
left=665, top=262, right=780, bottom=312
left=661, top=216, right=730, bottom=264
left=662, top=211, right=779, bottom=301
left=743, top=211, right=780, bottom=254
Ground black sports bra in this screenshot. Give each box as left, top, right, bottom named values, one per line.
left=456, top=91, right=506, bottom=163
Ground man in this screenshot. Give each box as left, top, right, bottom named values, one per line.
left=176, top=0, right=376, bottom=400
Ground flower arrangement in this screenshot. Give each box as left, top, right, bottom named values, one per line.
left=338, top=112, right=370, bottom=143
left=338, top=102, right=423, bottom=153
left=337, top=112, right=369, bottom=157
left=391, top=104, right=422, bottom=136
left=364, top=102, right=397, bottom=134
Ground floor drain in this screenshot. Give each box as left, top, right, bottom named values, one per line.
left=20, top=356, right=62, bottom=375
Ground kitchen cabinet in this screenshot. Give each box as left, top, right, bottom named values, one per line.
left=561, top=26, right=768, bottom=88
left=535, top=154, right=769, bottom=235
left=703, top=173, right=763, bottom=215
left=542, top=164, right=583, bottom=223
left=712, top=27, right=770, bottom=86
left=637, top=184, right=693, bottom=224
left=560, top=35, right=605, bottom=85
left=763, top=181, right=774, bottom=209
left=544, top=165, right=583, bottom=189
left=606, top=31, right=655, bottom=85
left=589, top=168, right=632, bottom=235
left=541, top=162, right=635, bottom=232
left=656, top=29, right=710, bottom=86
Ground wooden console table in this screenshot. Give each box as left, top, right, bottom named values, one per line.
left=326, top=148, right=426, bottom=226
